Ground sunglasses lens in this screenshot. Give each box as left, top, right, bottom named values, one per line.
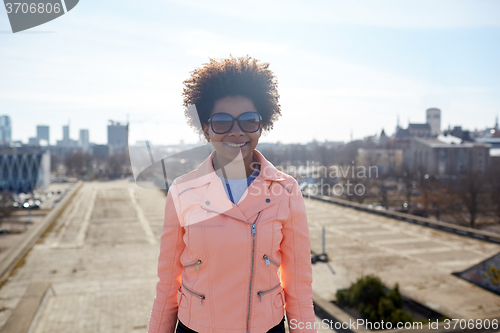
left=210, top=113, right=233, bottom=133
left=239, top=112, right=261, bottom=132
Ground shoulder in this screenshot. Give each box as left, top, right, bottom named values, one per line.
left=254, top=150, right=299, bottom=192
left=277, top=172, right=299, bottom=192
left=170, top=169, right=200, bottom=195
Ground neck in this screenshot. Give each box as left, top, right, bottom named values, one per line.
left=213, top=151, right=257, bottom=179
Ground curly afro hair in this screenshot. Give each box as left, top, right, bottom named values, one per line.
left=182, top=56, right=281, bottom=138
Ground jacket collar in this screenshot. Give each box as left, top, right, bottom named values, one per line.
left=192, top=149, right=285, bottom=188
left=181, top=149, right=285, bottom=224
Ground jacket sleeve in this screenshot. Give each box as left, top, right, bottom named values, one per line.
left=148, top=186, right=185, bottom=333
left=280, top=180, right=317, bottom=333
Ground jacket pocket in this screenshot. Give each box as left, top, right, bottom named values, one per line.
left=272, top=220, right=283, bottom=250
left=177, top=288, right=189, bottom=309
left=274, top=291, right=285, bottom=309
left=182, top=259, right=202, bottom=272
left=257, top=283, right=281, bottom=302
left=182, top=281, right=205, bottom=305
left=262, top=254, right=279, bottom=267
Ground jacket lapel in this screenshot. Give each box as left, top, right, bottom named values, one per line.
left=199, top=175, right=248, bottom=223
left=195, top=149, right=286, bottom=224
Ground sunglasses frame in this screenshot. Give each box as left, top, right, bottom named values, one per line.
left=208, top=112, right=262, bottom=134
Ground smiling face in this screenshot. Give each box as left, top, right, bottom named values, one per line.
left=203, top=96, right=262, bottom=174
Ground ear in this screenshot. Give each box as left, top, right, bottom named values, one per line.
left=202, top=124, right=210, bottom=142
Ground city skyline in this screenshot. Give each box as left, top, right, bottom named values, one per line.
left=1, top=1, right=499, bottom=145
left=3, top=110, right=499, bottom=147
left=0, top=108, right=498, bottom=150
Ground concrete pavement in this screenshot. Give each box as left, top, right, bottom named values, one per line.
left=3, top=179, right=498, bottom=332
left=307, top=198, right=500, bottom=320
left=0, top=180, right=333, bottom=332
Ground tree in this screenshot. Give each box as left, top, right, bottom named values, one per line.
left=336, top=275, right=414, bottom=324
left=488, top=163, right=500, bottom=223
left=0, top=192, right=13, bottom=229
left=379, top=183, right=389, bottom=209
left=415, top=164, right=430, bottom=213
left=50, top=153, right=61, bottom=173
left=107, top=152, right=130, bottom=178
left=64, top=151, right=92, bottom=178
left=399, top=162, right=415, bottom=209
left=455, top=169, right=487, bottom=228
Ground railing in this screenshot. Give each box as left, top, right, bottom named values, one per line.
left=308, top=194, right=500, bottom=244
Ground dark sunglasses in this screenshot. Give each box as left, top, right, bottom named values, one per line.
left=208, top=112, right=262, bottom=134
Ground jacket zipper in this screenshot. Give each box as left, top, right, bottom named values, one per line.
left=183, top=259, right=202, bottom=272
left=182, top=281, right=205, bottom=305
left=200, top=205, right=262, bottom=333
left=262, top=254, right=279, bottom=267
left=257, top=283, right=281, bottom=302
left=246, top=211, right=262, bottom=333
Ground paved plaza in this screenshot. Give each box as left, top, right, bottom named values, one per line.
left=0, top=180, right=331, bottom=332
left=307, top=198, right=500, bottom=320
left=1, top=179, right=499, bottom=333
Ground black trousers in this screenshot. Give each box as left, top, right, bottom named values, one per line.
left=176, top=317, right=286, bottom=333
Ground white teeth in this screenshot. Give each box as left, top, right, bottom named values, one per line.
left=226, top=142, right=246, bottom=147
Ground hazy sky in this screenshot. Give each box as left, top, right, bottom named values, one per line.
left=1, top=0, right=499, bottom=146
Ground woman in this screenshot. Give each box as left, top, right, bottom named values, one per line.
left=148, top=56, right=317, bottom=333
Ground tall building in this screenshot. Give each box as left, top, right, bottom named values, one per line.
left=36, top=125, right=50, bottom=144
left=426, top=108, right=441, bottom=136
left=79, top=129, right=90, bottom=152
left=0, top=115, right=12, bottom=143
left=56, top=124, right=78, bottom=148
left=63, top=125, right=70, bottom=141
left=107, top=122, right=128, bottom=154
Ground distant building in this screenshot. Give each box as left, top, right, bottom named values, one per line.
left=426, top=108, right=441, bottom=136
left=470, top=116, right=500, bottom=139
left=0, top=146, right=50, bottom=193
left=395, top=108, right=440, bottom=139
left=92, top=144, right=109, bottom=161
left=396, top=123, right=431, bottom=138
left=0, top=115, right=12, bottom=143
left=63, top=125, right=69, bottom=141
left=408, top=135, right=490, bottom=175
left=443, top=126, right=472, bottom=141
left=28, top=137, right=39, bottom=146
left=408, top=123, right=431, bottom=137
left=56, top=124, right=78, bottom=148
left=379, top=129, right=388, bottom=147
left=491, top=115, right=500, bottom=138
left=475, top=137, right=500, bottom=165
left=107, top=122, right=128, bottom=155
left=79, top=129, right=90, bottom=153
left=358, top=148, right=403, bottom=175
left=37, top=125, right=50, bottom=144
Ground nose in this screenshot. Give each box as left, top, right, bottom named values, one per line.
left=228, top=121, right=245, bottom=136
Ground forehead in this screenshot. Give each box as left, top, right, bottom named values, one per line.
left=212, top=96, right=257, bottom=117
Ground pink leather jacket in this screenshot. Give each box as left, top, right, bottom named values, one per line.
left=148, top=150, right=316, bottom=333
